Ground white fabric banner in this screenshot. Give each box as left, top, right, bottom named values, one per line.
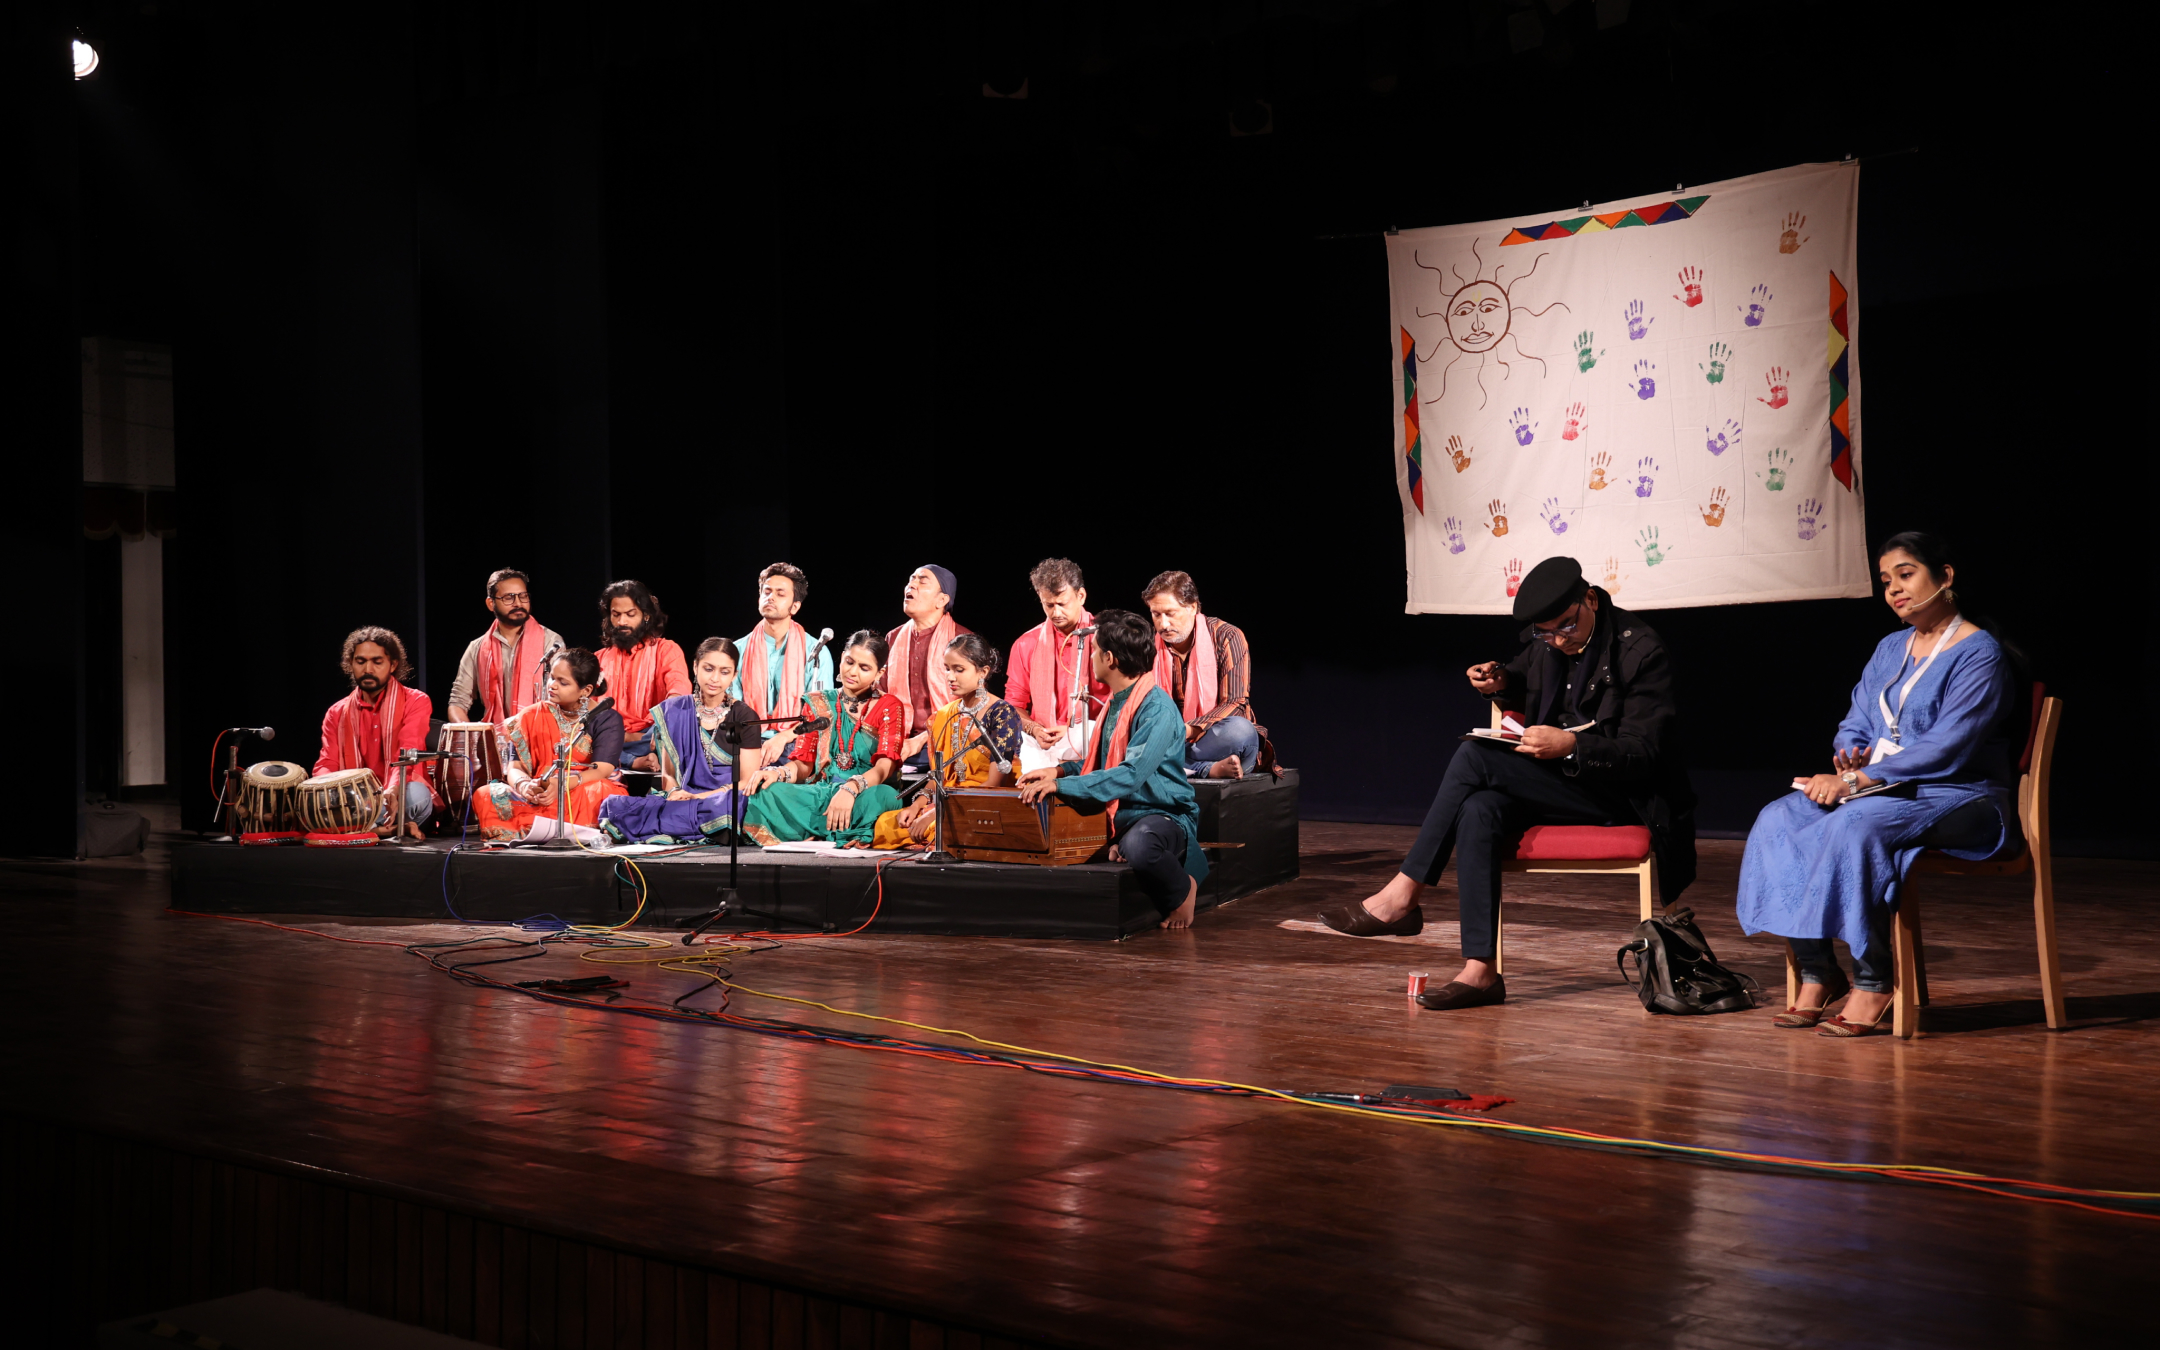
left=1389, top=161, right=1866, bottom=614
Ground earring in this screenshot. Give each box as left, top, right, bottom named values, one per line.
left=578, top=695, right=590, bottom=715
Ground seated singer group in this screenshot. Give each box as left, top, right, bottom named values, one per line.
left=311, top=556, right=1242, bottom=927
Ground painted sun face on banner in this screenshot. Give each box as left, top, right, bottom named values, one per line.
left=1413, top=239, right=1569, bottom=409
left=1444, top=280, right=1508, bottom=352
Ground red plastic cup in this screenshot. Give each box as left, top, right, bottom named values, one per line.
left=1407, top=971, right=1430, bottom=999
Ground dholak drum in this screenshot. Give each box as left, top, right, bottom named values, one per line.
left=435, top=722, right=504, bottom=815
left=296, top=768, right=384, bottom=846
left=234, top=760, right=309, bottom=845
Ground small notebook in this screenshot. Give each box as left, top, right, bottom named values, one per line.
left=1792, top=778, right=1908, bottom=805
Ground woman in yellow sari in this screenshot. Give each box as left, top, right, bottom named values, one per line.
left=871, top=635, right=1023, bottom=849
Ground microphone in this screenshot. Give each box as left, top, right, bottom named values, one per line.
left=808, top=627, right=835, bottom=657
left=1071, top=625, right=1098, bottom=637
left=225, top=725, right=275, bottom=741
left=960, top=708, right=1012, bottom=773
left=794, top=715, right=831, bottom=734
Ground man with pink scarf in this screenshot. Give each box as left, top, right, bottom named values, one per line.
left=1005, top=557, right=1109, bottom=752
left=881, top=564, right=974, bottom=768
left=1141, top=570, right=1261, bottom=780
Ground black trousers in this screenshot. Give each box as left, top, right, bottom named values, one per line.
left=1115, top=812, right=1191, bottom=914
left=1401, top=741, right=1633, bottom=961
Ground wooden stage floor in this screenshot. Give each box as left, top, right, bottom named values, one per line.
left=4, top=816, right=2155, bottom=1348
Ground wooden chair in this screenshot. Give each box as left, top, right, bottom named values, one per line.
left=1489, top=707, right=1656, bottom=975
left=1782, top=688, right=2064, bottom=1040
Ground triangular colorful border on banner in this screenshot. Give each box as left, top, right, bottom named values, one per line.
left=1501, top=195, right=1711, bottom=245
left=1828, top=271, right=1854, bottom=492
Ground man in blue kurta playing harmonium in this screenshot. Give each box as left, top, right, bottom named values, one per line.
left=1018, top=608, right=1208, bottom=929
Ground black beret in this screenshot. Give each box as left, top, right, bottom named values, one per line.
left=1513, top=556, right=1587, bottom=624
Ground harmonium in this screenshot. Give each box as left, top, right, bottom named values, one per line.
left=942, top=787, right=1110, bottom=866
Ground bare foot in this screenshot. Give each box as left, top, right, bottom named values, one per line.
left=1163, top=876, right=1198, bottom=929
left=405, top=821, right=425, bottom=842
left=1448, top=958, right=1499, bottom=990
left=1206, top=756, right=1244, bottom=780
left=1357, top=872, right=1422, bottom=923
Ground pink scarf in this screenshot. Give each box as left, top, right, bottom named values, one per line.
left=599, top=638, right=662, bottom=716
left=337, top=678, right=405, bottom=786
left=1082, top=672, right=1157, bottom=830
left=886, top=613, right=956, bottom=733
left=1028, top=615, right=1092, bottom=728
left=740, top=621, right=807, bottom=720
left=1153, top=614, right=1219, bottom=723
left=474, top=620, right=545, bottom=723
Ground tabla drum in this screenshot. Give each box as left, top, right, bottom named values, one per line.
left=234, top=760, right=308, bottom=845
left=296, top=768, right=384, bottom=845
left=435, top=722, right=504, bottom=813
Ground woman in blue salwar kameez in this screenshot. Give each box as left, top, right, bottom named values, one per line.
left=1737, top=533, right=2024, bottom=1037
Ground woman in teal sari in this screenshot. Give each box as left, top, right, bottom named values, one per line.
left=741, top=630, right=907, bottom=846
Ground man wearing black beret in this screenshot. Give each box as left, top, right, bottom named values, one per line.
left=1318, top=556, right=1696, bottom=1010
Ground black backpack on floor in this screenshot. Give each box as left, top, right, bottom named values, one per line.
left=1617, top=907, right=1760, bottom=1015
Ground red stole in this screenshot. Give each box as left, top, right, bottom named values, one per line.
left=474, top=621, right=544, bottom=724
left=337, top=679, right=406, bottom=784
left=1028, top=615, right=1092, bottom=728
left=1081, top=672, right=1157, bottom=829
left=1153, top=614, right=1219, bottom=722
left=886, top=614, right=956, bottom=734
left=740, top=621, right=808, bottom=720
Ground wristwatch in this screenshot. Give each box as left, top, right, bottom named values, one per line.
left=1839, top=770, right=1860, bottom=790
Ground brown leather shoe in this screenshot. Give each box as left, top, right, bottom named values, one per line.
left=1416, top=977, right=1506, bottom=1010
left=1317, top=902, right=1424, bottom=937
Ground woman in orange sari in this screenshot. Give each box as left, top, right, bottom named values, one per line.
left=471, top=649, right=628, bottom=841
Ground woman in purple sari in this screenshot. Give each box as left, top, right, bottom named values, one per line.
left=599, top=638, right=764, bottom=844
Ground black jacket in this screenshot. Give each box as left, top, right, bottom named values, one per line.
left=1489, top=588, right=1697, bottom=903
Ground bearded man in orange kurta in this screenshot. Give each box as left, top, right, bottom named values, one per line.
left=594, top=579, right=690, bottom=773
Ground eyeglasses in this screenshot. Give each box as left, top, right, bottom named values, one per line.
left=493, top=592, right=530, bottom=605
left=1530, top=605, right=1584, bottom=644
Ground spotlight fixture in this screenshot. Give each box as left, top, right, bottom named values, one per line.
left=72, top=37, right=99, bottom=80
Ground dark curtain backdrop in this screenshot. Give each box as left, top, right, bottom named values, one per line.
left=44, top=1, right=2143, bottom=851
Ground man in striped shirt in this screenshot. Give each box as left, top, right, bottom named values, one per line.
left=1141, top=571, right=1263, bottom=780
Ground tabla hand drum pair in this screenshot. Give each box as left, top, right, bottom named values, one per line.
left=296, top=768, right=385, bottom=846
left=234, top=760, right=309, bottom=844
left=434, top=722, right=504, bottom=815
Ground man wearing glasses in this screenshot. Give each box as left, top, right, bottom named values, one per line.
left=446, top=569, right=566, bottom=725
left=1319, top=556, right=1696, bottom=1011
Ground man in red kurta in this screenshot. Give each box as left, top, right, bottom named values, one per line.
left=596, top=579, right=691, bottom=772
left=1006, top=557, right=1108, bottom=756
left=314, top=626, right=440, bottom=837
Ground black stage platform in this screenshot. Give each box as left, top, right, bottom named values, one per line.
left=174, top=770, right=1299, bottom=939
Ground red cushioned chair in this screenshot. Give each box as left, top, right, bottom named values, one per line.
left=1489, top=707, right=1657, bottom=975
left=1780, top=686, right=2064, bottom=1040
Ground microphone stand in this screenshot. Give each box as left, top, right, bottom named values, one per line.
left=680, top=709, right=831, bottom=941
left=212, top=738, right=243, bottom=838
left=922, top=730, right=958, bottom=864
left=533, top=700, right=604, bottom=850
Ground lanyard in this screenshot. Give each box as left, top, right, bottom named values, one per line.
left=1877, top=617, right=1962, bottom=745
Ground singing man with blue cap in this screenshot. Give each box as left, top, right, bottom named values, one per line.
left=1318, top=555, right=1697, bottom=1011
left=883, top=563, right=975, bottom=767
